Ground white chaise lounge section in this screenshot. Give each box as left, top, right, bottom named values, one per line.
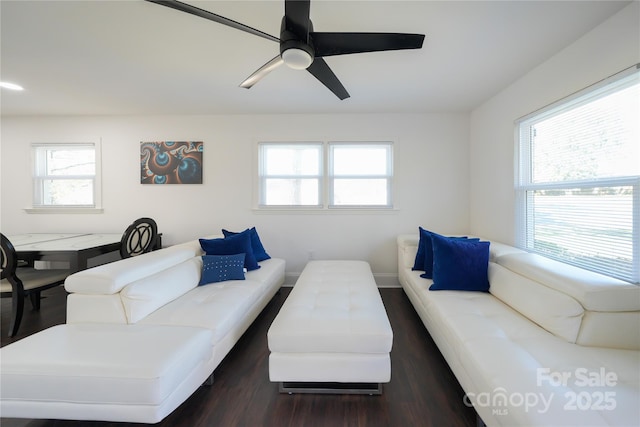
left=0, top=235, right=286, bottom=424
left=268, top=260, right=393, bottom=394
left=0, top=324, right=213, bottom=423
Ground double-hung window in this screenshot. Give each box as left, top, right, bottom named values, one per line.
left=329, top=142, right=393, bottom=207
left=516, top=64, right=639, bottom=283
left=258, top=141, right=393, bottom=209
left=258, top=142, right=323, bottom=207
left=32, top=142, right=101, bottom=210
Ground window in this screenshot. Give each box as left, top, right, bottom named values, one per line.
left=32, top=142, right=101, bottom=210
left=329, top=143, right=393, bottom=207
left=258, top=143, right=323, bottom=207
left=258, top=141, right=393, bottom=209
left=516, top=64, right=639, bottom=283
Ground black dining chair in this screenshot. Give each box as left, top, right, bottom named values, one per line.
left=119, top=217, right=159, bottom=258
left=0, top=233, right=70, bottom=337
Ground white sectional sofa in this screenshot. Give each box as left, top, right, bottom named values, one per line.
left=1, top=235, right=285, bottom=423
left=397, top=233, right=640, bottom=427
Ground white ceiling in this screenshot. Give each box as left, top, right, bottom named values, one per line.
left=0, top=0, right=631, bottom=116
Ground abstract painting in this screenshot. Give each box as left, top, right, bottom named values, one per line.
left=140, top=141, right=203, bottom=184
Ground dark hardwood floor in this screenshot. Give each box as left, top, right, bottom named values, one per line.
left=1, top=286, right=477, bottom=427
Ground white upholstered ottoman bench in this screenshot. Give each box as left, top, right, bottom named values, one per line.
left=0, top=323, right=213, bottom=423
left=267, top=260, right=393, bottom=394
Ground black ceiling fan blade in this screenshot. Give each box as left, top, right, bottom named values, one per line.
left=311, top=32, right=425, bottom=57
left=306, top=58, right=349, bottom=100
left=239, top=56, right=284, bottom=89
left=284, top=0, right=311, bottom=39
left=145, top=0, right=279, bottom=43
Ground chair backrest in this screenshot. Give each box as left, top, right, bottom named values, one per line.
left=1, top=233, right=18, bottom=280
left=120, top=217, right=158, bottom=258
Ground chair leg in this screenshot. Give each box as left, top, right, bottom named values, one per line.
left=9, top=290, right=25, bottom=337
left=29, top=291, right=41, bottom=311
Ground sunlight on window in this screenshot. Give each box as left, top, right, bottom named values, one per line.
left=532, top=84, right=639, bottom=183
left=265, top=146, right=320, bottom=175
left=33, top=143, right=98, bottom=207
left=332, top=146, right=389, bottom=175
left=259, top=143, right=322, bottom=206
left=517, top=66, right=639, bottom=283
left=258, top=142, right=393, bottom=208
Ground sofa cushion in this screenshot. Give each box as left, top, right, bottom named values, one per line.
left=489, top=262, right=584, bottom=342
left=139, top=258, right=285, bottom=344
left=577, top=311, right=640, bottom=350
left=120, top=257, right=201, bottom=323
left=495, top=253, right=640, bottom=312
left=222, top=227, right=271, bottom=262
left=0, top=323, right=213, bottom=423
left=198, top=254, right=245, bottom=286
left=65, top=245, right=199, bottom=295
left=486, top=240, right=526, bottom=260
left=429, top=234, right=490, bottom=292
left=199, top=233, right=259, bottom=271
left=140, top=279, right=262, bottom=344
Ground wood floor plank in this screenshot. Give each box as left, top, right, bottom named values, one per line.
left=1, top=286, right=476, bottom=427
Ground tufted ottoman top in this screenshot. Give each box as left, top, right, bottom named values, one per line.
left=268, top=260, right=393, bottom=354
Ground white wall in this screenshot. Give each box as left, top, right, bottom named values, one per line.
left=1, top=113, right=470, bottom=285
left=8, top=3, right=635, bottom=284
left=469, top=2, right=640, bottom=245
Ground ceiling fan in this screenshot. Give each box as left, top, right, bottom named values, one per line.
left=145, top=0, right=425, bottom=100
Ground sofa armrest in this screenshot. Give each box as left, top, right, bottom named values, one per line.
left=397, top=234, right=418, bottom=269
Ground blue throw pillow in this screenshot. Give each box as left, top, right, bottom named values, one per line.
left=199, top=254, right=246, bottom=286
left=222, top=227, right=271, bottom=262
left=429, top=233, right=490, bottom=292
left=414, top=227, right=475, bottom=279
left=199, top=232, right=260, bottom=271
left=412, top=227, right=432, bottom=272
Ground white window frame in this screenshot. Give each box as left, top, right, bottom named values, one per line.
left=515, top=64, right=639, bottom=283
left=28, top=141, right=102, bottom=214
left=328, top=142, right=393, bottom=208
left=258, top=142, right=323, bottom=208
left=257, top=141, right=394, bottom=210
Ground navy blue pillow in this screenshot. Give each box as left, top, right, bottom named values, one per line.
left=414, top=227, right=476, bottom=279
left=199, top=232, right=260, bottom=271
left=222, top=227, right=271, bottom=262
left=199, top=254, right=246, bottom=286
left=429, top=233, right=490, bottom=292
left=412, top=227, right=433, bottom=272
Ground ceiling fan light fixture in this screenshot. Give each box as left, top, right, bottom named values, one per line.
left=282, top=48, right=313, bottom=70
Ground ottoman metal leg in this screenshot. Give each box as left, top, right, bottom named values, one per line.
left=279, top=381, right=383, bottom=395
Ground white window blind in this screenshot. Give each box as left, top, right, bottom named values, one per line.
left=516, top=64, right=640, bottom=284
left=32, top=143, right=100, bottom=208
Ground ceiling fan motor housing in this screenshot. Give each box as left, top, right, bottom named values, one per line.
left=280, top=16, right=315, bottom=69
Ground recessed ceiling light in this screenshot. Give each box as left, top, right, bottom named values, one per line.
left=0, top=82, right=24, bottom=91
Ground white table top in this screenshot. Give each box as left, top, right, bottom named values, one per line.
left=9, top=233, right=122, bottom=251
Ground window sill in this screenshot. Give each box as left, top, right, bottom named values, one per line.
left=252, top=207, right=399, bottom=215
left=24, top=207, right=104, bottom=214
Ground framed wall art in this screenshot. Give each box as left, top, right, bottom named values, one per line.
left=140, top=141, right=203, bottom=184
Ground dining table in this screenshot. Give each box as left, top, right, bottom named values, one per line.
left=9, top=233, right=123, bottom=273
